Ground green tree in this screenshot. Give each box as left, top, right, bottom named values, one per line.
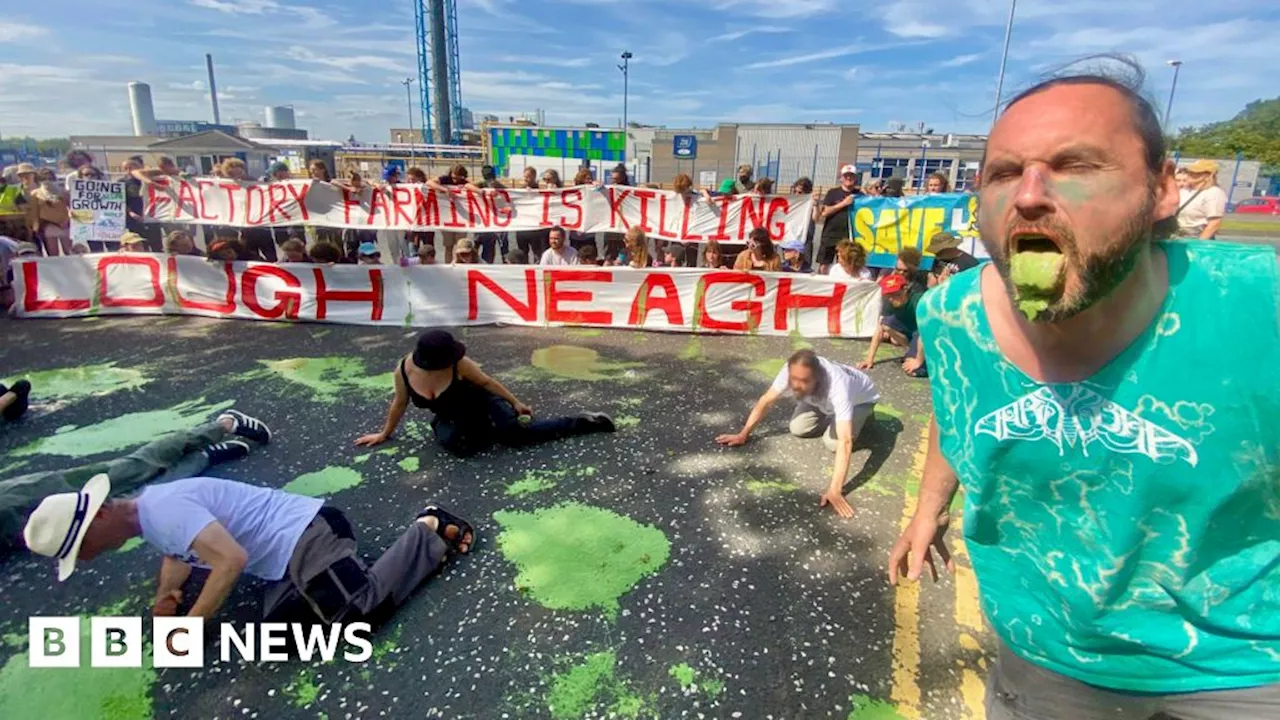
left=1170, top=97, right=1280, bottom=167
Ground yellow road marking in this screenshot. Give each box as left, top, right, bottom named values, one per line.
left=889, top=423, right=931, bottom=719
left=952, top=502, right=987, bottom=719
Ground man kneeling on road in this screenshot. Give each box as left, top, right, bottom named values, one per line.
left=716, top=349, right=879, bottom=518
left=24, top=474, right=474, bottom=625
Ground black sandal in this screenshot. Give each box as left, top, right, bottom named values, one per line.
left=416, top=505, right=475, bottom=554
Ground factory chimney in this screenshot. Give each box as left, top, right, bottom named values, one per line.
left=127, top=82, right=157, bottom=136
left=428, top=0, right=452, bottom=143
left=206, top=54, right=221, bottom=125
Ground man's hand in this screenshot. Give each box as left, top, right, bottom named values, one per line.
left=888, top=511, right=954, bottom=584
left=355, top=432, right=388, bottom=447
left=820, top=489, right=854, bottom=518
left=715, top=432, right=748, bottom=447
left=902, top=356, right=924, bottom=375
left=153, top=589, right=182, bottom=617
left=855, top=358, right=874, bottom=370
left=513, top=401, right=533, bottom=417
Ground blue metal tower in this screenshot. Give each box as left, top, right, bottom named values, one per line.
left=413, top=0, right=464, bottom=145
left=444, top=0, right=464, bottom=142
left=412, top=0, right=434, bottom=144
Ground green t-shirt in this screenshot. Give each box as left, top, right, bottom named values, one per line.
left=919, top=240, right=1280, bottom=693
left=883, top=287, right=922, bottom=335
left=718, top=178, right=751, bottom=195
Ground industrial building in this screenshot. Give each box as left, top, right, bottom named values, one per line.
left=69, top=131, right=278, bottom=177
left=856, top=132, right=987, bottom=191
left=647, top=123, right=861, bottom=190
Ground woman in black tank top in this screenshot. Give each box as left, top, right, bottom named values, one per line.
left=355, top=330, right=616, bottom=458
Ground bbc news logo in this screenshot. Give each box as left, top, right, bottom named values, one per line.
left=28, top=617, right=373, bottom=668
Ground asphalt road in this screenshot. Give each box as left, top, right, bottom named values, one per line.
left=0, top=316, right=990, bottom=720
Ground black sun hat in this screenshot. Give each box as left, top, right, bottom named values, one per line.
left=412, top=329, right=466, bottom=370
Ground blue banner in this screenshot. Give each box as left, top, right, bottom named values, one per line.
left=846, top=193, right=985, bottom=269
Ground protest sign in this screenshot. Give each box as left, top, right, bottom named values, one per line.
left=13, top=254, right=881, bottom=338
left=848, top=193, right=986, bottom=268
left=141, top=179, right=813, bottom=244
left=69, top=178, right=127, bottom=244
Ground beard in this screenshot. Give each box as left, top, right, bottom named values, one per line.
left=985, top=190, right=1156, bottom=323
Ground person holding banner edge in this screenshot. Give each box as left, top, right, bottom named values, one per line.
left=814, top=165, right=862, bottom=273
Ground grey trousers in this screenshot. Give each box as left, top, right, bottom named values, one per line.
left=788, top=402, right=876, bottom=451
left=0, top=421, right=224, bottom=551
left=263, top=508, right=448, bottom=625
left=986, top=640, right=1280, bottom=720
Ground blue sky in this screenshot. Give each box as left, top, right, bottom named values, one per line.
left=1, top=0, right=1277, bottom=141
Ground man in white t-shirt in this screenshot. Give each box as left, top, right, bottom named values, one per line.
left=716, top=349, right=880, bottom=518
left=539, top=226, right=579, bottom=266
left=24, top=474, right=474, bottom=624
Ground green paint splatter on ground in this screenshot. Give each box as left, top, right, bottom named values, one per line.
left=615, top=415, right=640, bottom=429
left=12, top=398, right=234, bottom=458
left=749, top=357, right=785, bottom=380
left=874, top=404, right=905, bottom=422
left=669, top=663, right=696, bottom=689
left=524, top=345, right=642, bottom=381
left=0, top=621, right=155, bottom=720
left=546, top=651, right=647, bottom=720
left=506, top=476, right=557, bottom=497
left=504, top=466, right=595, bottom=497
left=115, top=537, right=144, bottom=554
left=911, top=413, right=932, bottom=425
left=861, top=473, right=905, bottom=498
left=745, top=479, right=799, bottom=495
left=376, top=446, right=400, bottom=456
left=4, top=362, right=150, bottom=404
left=283, top=466, right=363, bottom=497
left=874, top=343, right=903, bottom=362
left=617, top=397, right=643, bottom=409
left=495, top=503, right=670, bottom=618
left=311, top=329, right=331, bottom=339
left=251, top=357, right=393, bottom=403
left=0, top=460, right=30, bottom=478
left=702, top=677, right=724, bottom=698
left=0, top=633, right=23, bottom=649
left=847, top=693, right=906, bottom=720
left=285, top=669, right=321, bottom=708
left=371, top=625, right=402, bottom=668
left=678, top=336, right=706, bottom=361
left=352, top=452, right=372, bottom=465
left=566, top=328, right=604, bottom=338
left=397, top=456, right=420, bottom=473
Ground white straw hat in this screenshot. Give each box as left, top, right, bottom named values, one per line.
left=24, top=473, right=111, bottom=581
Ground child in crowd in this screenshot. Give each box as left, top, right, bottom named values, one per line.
left=309, top=241, right=343, bottom=265
left=357, top=241, right=382, bottom=265
left=164, top=230, right=203, bottom=257
left=662, top=244, right=685, bottom=268
left=279, top=239, right=311, bottom=263
left=779, top=239, right=811, bottom=273
left=577, top=244, right=599, bottom=266
left=702, top=240, right=728, bottom=269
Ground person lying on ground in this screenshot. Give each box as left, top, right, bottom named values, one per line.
left=857, top=274, right=927, bottom=377
left=165, top=230, right=204, bottom=257
left=0, top=379, right=31, bottom=423
left=25, top=473, right=472, bottom=626
left=1, top=410, right=269, bottom=553
left=356, top=330, right=615, bottom=458
left=716, top=349, right=879, bottom=518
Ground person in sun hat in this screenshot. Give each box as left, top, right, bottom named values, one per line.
left=856, top=273, right=927, bottom=378
left=355, top=329, right=615, bottom=458
left=2, top=410, right=270, bottom=555
left=1176, top=158, right=1228, bottom=239
left=24, top=469, right=474, bottom=625
left=925, top=231, right=980, bottom=287
left=117, top=231, right=147, bottom=253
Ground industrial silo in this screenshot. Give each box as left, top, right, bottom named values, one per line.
left=265, top=106, right=296, bottom=130
left=128, top=82, right=157, bottom=136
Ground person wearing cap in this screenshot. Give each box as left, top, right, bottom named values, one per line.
left=718, top=164, right=754, bottom=196
left=450, top=237, right=483, bottom=264
left=14, top=163, right=39, bottom=196
left=26, top=167, right=72, bottom=256
left=357, top=241, right=382, bottom=265
left=715, top=348, right=880, bottom=519
left=2, top=410, right=270, bottom=555
left=355, top=329, right=615, bottom=458
left=23, top=466, right=475, bottom=624
left=207, top=232, right=246, bottom=262
left=117, top=231, right=148, bottom=253
left=779, top=238, right=811, bottom=273
left=814, top=165, right=863, bottom=273
left=164, top=229, right=204, bottom=257
left=1176, top=159, right=1228, bottom=239
left=857, top=273, right=927, bottom=378
left=538, top=226, right=578, bottom=266
left=925, top=231, right=979, bottom=287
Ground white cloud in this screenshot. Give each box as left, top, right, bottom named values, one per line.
left=708, top=25, right=793, bottom=43
left=496, top=55, right=593, bottom=68
left=190, top=0, right=280, bottom=13
left=284, top=46, right=411, bottom=74
left=0, top=21, right=47, bottom=42
left=940, top=53, right=982, bottom=68
left=745, top=41, right=920, bottom=70
left=713, top=0, right=838, bottom=19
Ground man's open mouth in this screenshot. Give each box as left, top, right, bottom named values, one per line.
left=1012, top=232, right=1062, bottom=255
left=1008, top=232, right=1066, bottom=321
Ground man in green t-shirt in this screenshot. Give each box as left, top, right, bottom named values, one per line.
left=857, top=274, right=925, bottom=377
left=717, top=164, right=753, bottom=195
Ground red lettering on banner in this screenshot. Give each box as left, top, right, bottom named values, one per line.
left=490, top=190, right=513, bottom=227
left=765, top=197, right=790, bottom=240
left=695, top=272, right=765, bottom=332
left=246, top=185, right=270, bottom=226
left=168, top=257, right=235, bottom=314
left=607, top=188, right=632, bottom=231
left=442, top=188, right=466, bottom=228
left=342, top=187, right=361, bottom=225
left=241, top=265, right=302, bottom=319
left=559, top=189, right=583, bottom=230
left=220, top=183, right=239, bottom=224
left=654, top=195, right=678, bottom=239
left=286, top=183, right=311, bottom=221
left=773, top=277, right=846, bottom=335
left=468, top=268, right=537, bottom=321
left=633, top=189, right=656, bottom=232
left=710, top=196, right=733, bottom=242
left=466, top=189, right=491, bottom=227
left=417, top=188, right=442, bottom=226
left=313, top=268, right=384, bottom=321
left=540, top=191, right=554, bottom=228
left=195, top=180, right=218, bottom=221
left=628, top=272, right=684, bottom=326
left=98, top=256, right=164, bottom=308
left=21, top=262, right=91, bottom=312
left=391, top=187, right=415, bottom=227
left=145, top=182, right=169, bottom=219
left=366, top=188, right=388, bottom=227
left=680, top=199, right=703, bottom=242
left=176, top=181, right=199, bottom=220
left=545, top=269, right=613, bottom=325
left=738, top=196, right=766, bottom=240
left=266, top=184, right=292, bottom=223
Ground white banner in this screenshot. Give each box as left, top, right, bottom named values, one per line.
left=69, top=178, right=127, bottom=244
left=12, top=255, right=881, bottom=338
left=141, top=179, right=813, bottom=244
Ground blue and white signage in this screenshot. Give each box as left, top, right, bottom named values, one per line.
left=673, top=135, right=697, bottom=159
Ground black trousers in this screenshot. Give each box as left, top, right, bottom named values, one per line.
left=432, top=394, right=592, bottom=458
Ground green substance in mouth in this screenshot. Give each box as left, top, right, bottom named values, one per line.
left=495, top=503, right=670, bottom=617
left=12, top=398, right=233, bottom=458
left=546, top=651, right=647, bottom=720
left=4, top=362, right=150, bottom=404
left=283, top=466, right=363, bottom=497
left=1010, top=251, right=1064, bottom=321
left=252, top=357, right=393, bottom=403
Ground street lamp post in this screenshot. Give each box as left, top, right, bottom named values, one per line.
left=402, top=77, right=416, bottom=166
left=618, top=51, right=633, bottom=160
left=918, top=139, right=930, bottom=192
left=992, top=0, right=1018, bottom=122
left=1164, top=60, right=1183, bottom=129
